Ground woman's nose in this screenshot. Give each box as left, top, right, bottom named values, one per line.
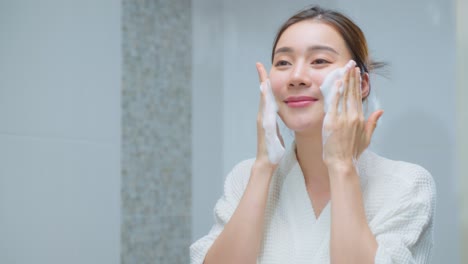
left=289, top=64, right=311, bottom=88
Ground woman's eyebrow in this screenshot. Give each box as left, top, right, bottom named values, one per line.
left=308, top=45, right=339, bottom=55
left=274, top=45, right=339, bottom=55
left=274, top=47, right=294, bottom=55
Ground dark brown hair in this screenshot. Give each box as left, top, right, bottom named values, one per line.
left=271, top=6, right=385, bottom=75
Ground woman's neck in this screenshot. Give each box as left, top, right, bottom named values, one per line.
left=295, top=130, right=330, bottom=190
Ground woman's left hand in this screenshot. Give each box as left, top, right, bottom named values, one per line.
left=322, top=65, right=384, bottom=169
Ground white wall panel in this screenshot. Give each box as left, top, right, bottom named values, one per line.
left=0, top=1, right=120, bottom=263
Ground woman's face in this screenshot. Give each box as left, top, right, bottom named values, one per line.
left=269, top=20, right=353, bottom=133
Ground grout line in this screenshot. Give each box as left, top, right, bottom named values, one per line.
left=0, top=131, right=118, bottom=145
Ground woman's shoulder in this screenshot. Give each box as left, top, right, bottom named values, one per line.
left=361, top=150, right=436, bottom=205
left=227, top=158, right=256, bottom=180
left=231, top=158, right=257, bottom=171
left=222, top=158, right=256, bottom=198
left=362, top=151, right=436, bottom=242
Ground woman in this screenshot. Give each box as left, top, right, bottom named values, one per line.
left=191, top=5, right=435, bottom=264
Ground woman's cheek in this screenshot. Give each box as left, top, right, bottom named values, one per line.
left=268, top=74, right=282, bottom=95
left=315, top=71, right=330, bottom=88
left=268, top=78, right=283, bottom=107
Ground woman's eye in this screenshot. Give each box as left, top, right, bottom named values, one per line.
left=312, top=59, right=330, bottom=65
left=275, top=60, right=290, bottom=66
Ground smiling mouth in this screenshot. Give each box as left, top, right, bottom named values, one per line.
left=284, top=96, right=318, bottom=108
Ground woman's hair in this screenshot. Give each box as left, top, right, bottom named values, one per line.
left=271, top=5, right=385, bottom=76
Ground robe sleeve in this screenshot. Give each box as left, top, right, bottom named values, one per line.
left=189, top=159, right=252, bottom=264
left=371, top=164, right=436, bottom=264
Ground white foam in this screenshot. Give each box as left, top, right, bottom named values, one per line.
left=320, top=60, right=355, bottom=113
left=321, top=61, right=349, bottom=146
left=260, top=80, right=285, bottom=164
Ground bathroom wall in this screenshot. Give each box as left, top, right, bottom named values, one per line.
left=457, top=0, right=468, bottom=261
left=0, top=0, right=462, bottom=263
left=0, top=1, right=120, bottom=263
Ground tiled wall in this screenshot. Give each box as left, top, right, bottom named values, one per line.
left=122, top=0, right=191, bottom=263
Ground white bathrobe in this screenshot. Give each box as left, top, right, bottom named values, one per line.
left=190, top=142, right=436, bottom=263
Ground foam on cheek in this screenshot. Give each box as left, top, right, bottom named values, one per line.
left=320, top=60, right=381, bottom=118
left=320, top=60, right=356, bottom=113
left=260, top=80, right=285, bottom=164
left=320, top=60, right=357, bottom=146
left=320, top=60, right=382, bottom=147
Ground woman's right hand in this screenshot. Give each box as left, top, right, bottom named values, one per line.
left=255, top=62, right=284, bottom=170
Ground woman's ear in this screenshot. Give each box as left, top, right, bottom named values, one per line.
left=361, top=72, right=370, bottom=100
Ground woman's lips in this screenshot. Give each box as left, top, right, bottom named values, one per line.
left=284, top=96, right=318, bottom=108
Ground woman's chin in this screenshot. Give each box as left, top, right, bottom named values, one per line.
left=279, top=108, right=325, bottom=132
left=283, top=118, right=323, bottom=133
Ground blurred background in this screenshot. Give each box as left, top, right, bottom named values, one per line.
left=0, top=0, right=466, bottom=263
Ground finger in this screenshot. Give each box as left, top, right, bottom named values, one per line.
left=328, top=80, right=342, bottom=115
left=351, top=67, right=362, bottom=114
left=342, top=66, right=351, bottom=113
left=357, top=68, right=363, bottom=114
left=365, top=110, right=384, bottom=142
left=256, top=62, right=268, bottom=83
left=257, top=91, right=266, bottom=151
left=276, top=122, right=285, bottom=147
left=258, top=86, right=266, bottom=114
left=256, top=63, right=268, bottom=112
left=348, top=66, right=358, bottom=113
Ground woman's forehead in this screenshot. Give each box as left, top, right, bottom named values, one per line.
left=275, top=20, right=348, bottom=54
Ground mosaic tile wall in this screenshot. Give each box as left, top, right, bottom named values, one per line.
left=122, top=0, right=191, bottom=263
